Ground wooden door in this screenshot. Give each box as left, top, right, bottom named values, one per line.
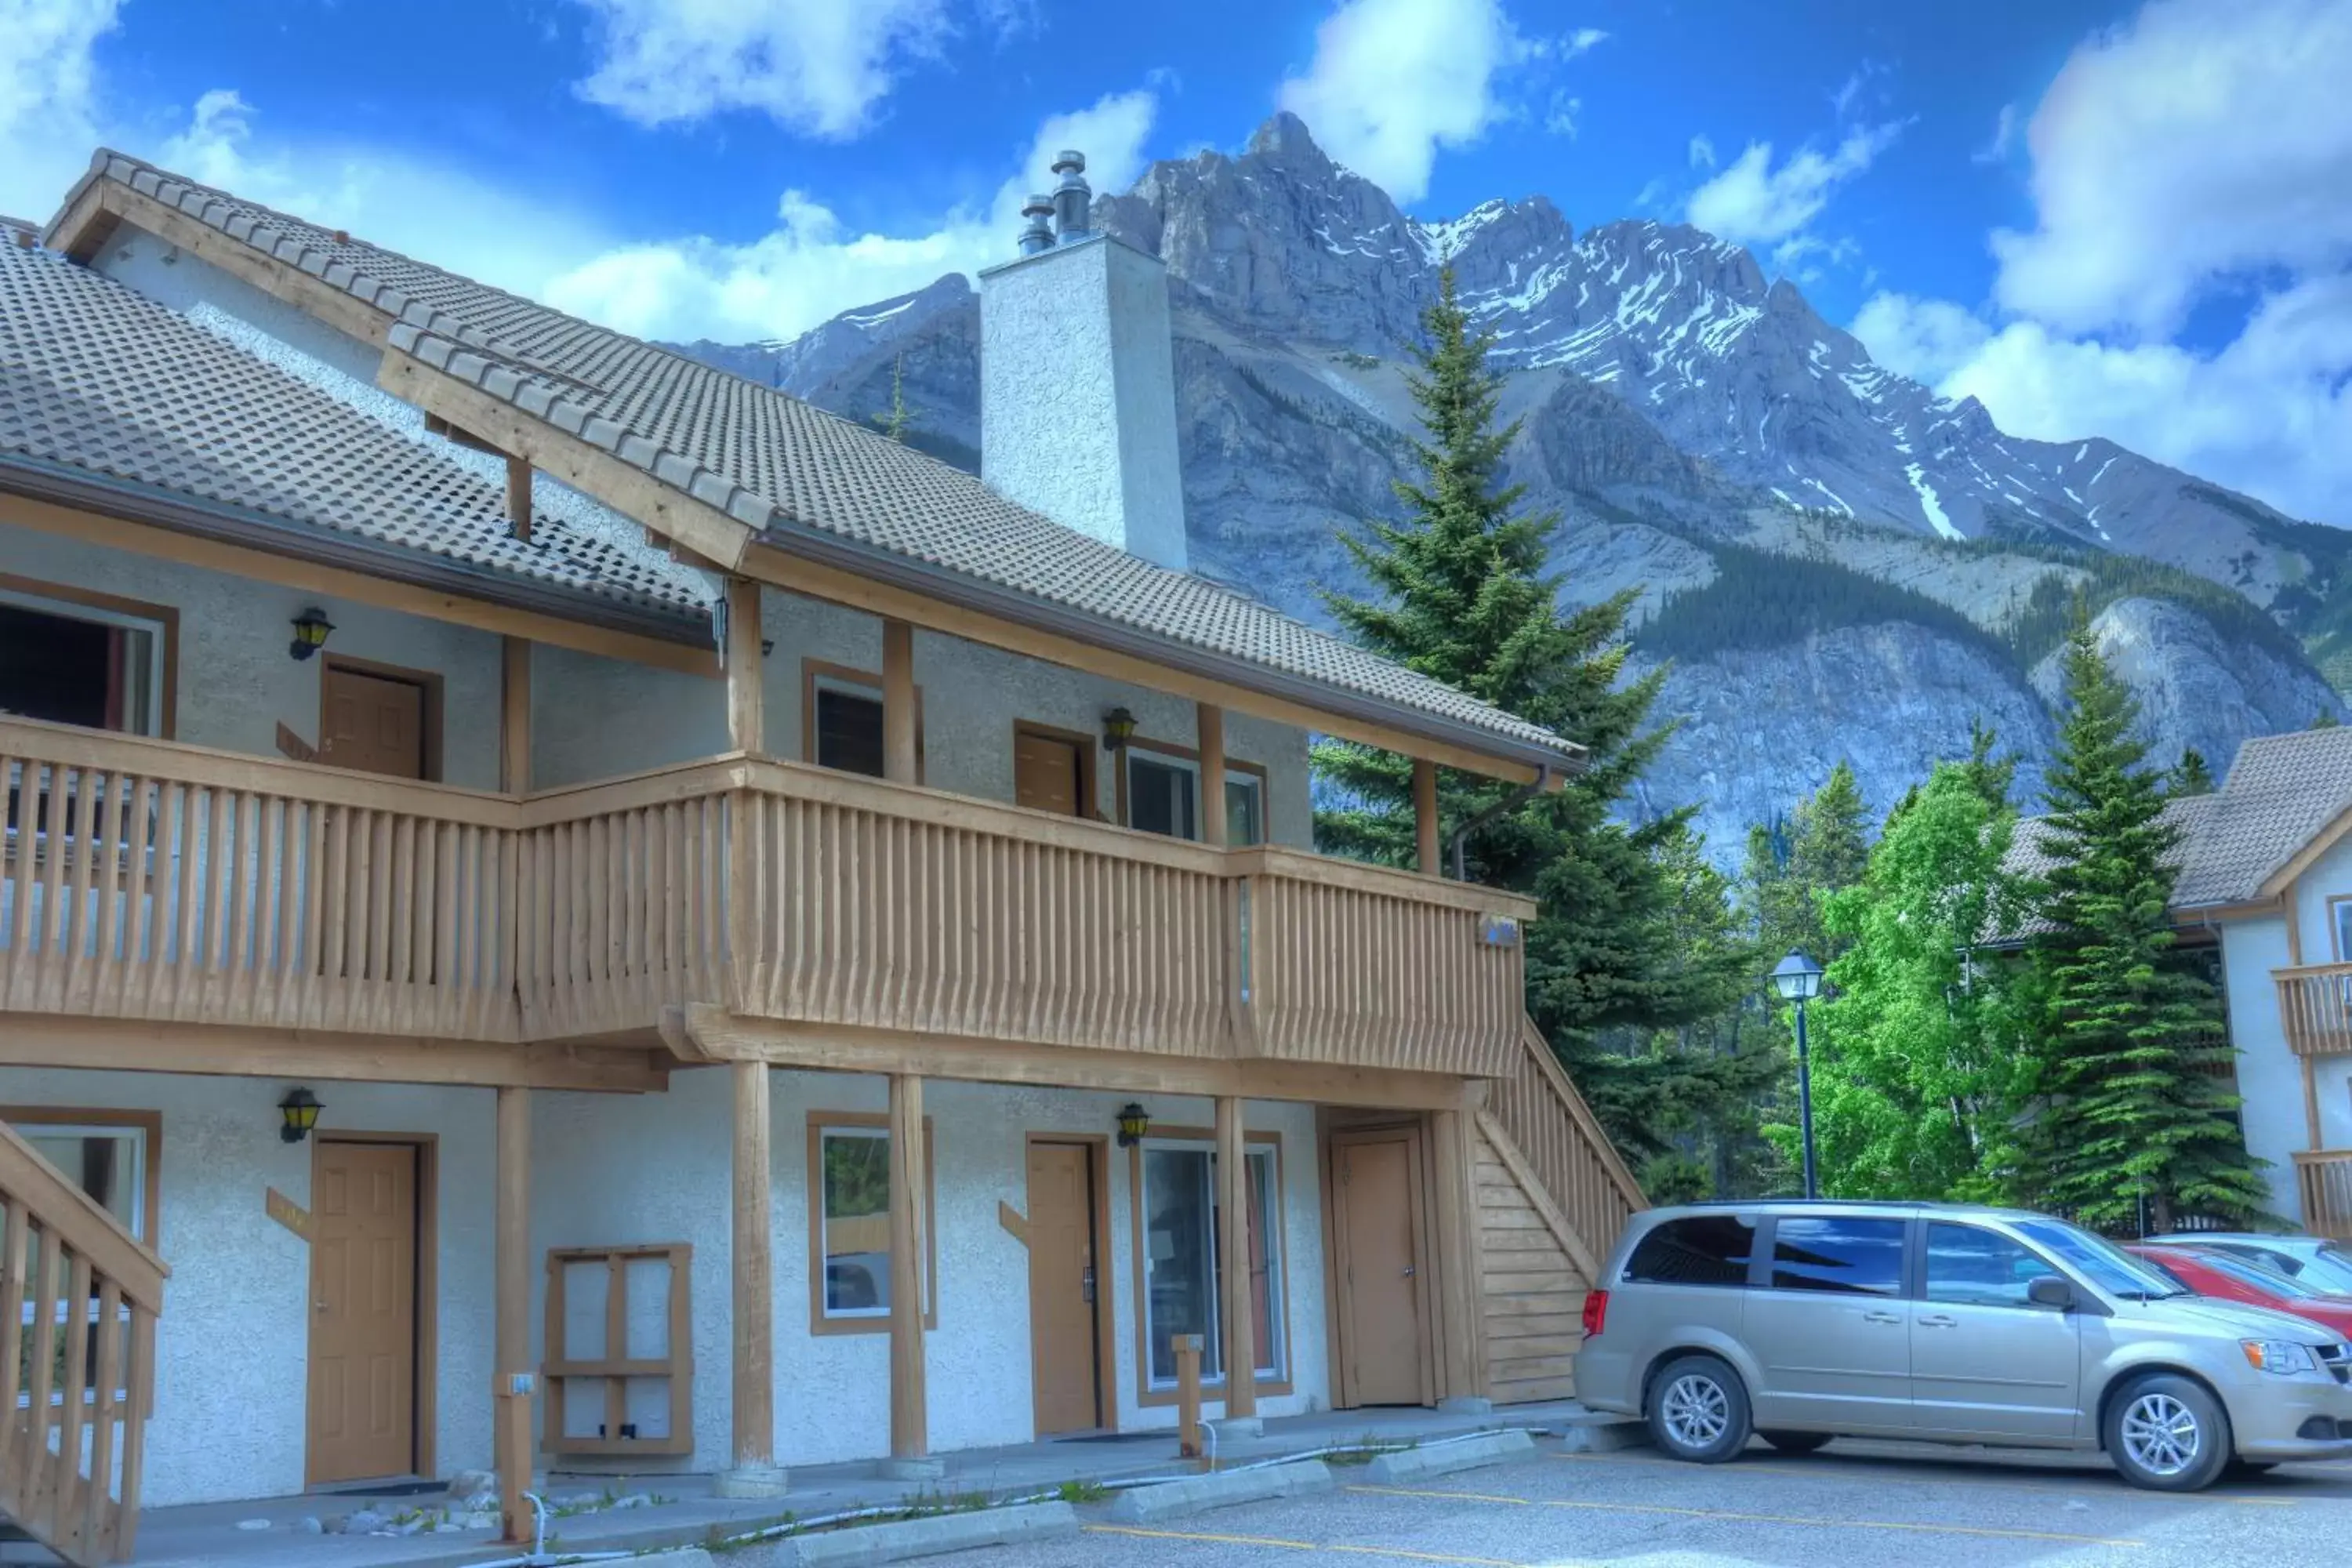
left=1332, top=1130, right=1432, bottom=1406
left=1014, top=729, right=1086, bottom=817
left=1025, top=1141, right=1103, bottom=1433
left=321, top=662, right=427, bottom=779
left=308, top=1141, right=419, bottom=1483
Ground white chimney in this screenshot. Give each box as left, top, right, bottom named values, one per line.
left=979, top=151, right=1189, bottom=572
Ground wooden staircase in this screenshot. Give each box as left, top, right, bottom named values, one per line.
left=0, top=1121, right=166, bottom=1566
left=1471, top=1017, right=1646, bottom=1403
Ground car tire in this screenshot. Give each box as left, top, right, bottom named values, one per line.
left=1646, top=1353, right=1752, bottom=1464
left=1759, top=1431, right=1832, bottom=1455
left=2104, top=1374, right=2232, bottom=1492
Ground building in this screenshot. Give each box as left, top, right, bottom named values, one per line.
left=0, top=149, right=1642, bottom=1563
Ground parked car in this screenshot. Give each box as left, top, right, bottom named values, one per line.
left=2125, top=1244, right=2352, bottom=1338
left=2142, top=1233, right=2352, bottom=1295
left=1574, top=1201, right=2352, bottom=1491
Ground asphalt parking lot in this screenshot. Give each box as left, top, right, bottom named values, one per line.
left=943, top=1439, right=2352, bottom=1567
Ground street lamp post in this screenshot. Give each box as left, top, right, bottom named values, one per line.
left=1770, top=951, right=1827, bottom=1200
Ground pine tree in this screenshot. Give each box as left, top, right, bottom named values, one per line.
left=1960, top=714, right=2018, bottom=811
left=1744, top=760, right=1871, bottom=969
left=1312, top=269, right=1712, bottom=1150
left=2168, top=749, right=2216, bottom=795
left=873, top=354, right=916, bottom=444
left=2019, top=621, right=2267, bottom=1229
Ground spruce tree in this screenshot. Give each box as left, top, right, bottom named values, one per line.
left=2020, top=622, right=2267, bottom=1229
left=1312, top=270, right=1715, bottom=1149
left=873, top=354, right=916, bottom=444
left=2168, top=749, right=2215, bottom=795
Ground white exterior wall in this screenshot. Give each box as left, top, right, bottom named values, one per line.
left=0, top=1068, right=496, bottom=1508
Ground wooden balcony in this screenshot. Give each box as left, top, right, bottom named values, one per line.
left=2276, top=962, right=2352, bottom=1057
left=2294, top=1149, right=2352, bottom=1242
left=2, top=719, right=1534, bottom=1080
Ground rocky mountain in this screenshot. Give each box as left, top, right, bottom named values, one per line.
left=676, top=113, right=2350, bottom=860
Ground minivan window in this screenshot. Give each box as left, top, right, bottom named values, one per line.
left=2010, top=1218, right=2184, bottom=1299
left=1925, top=1223, right=2053, bottom=1309
left=1769, top=1216, right=1906, bottom=1296
left=1623, top=1214, right=1755, bottom=1287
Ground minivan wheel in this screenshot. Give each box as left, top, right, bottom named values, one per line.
left=1646, top=1354, right=1751, bottom=1463
left=1760, top=1431, right=1832, bottom=1455
left=2105, top=1374, right=2231, bottom=1492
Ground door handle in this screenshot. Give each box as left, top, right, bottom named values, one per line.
left=1918, top=1314, right=1958, bottom=1328
left=1862, top=1310, right=1902, bottom=1324
left=1403, top=1265, right=1416, bottom=1278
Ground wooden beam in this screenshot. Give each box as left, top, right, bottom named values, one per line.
left=1216, top=1095, right=1257, bottom=1419
left=1430, top=1108, right=1485, bottom=1404
left=379, top=350, right=755, bottom=573
left=726, top=578, right=765, bottom=757
left=742, top=543, right=1563, bottom=787
left=500, top=637, right=532, bottom=793
left=670, top=1006, right=1477, bottom=1112
left=0, top=1014, right=666, bottom=1092
left=1198, top=704, right=1228, bottom=849
left=730, top=1061, right=775, bottom=1474
left=505, top=456, right=534, bottom=541
left=0, top=492, right=716, bottom=678
left=889, top=1073, right=928, bottom=1461
left=494, top=1086, right=532, bottom=1543
left=882, top=619, right=917, bottom=786
left=2307, top=1056, right=2325, bottom=1152
left=1414, top=759, right=1441, bottom=877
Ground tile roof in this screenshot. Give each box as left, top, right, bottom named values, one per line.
left=0, top=237, right=709, bottom=628
left=47, top=151, right=1576, bottom=765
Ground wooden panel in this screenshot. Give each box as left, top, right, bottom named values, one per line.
left=1014, top=731, right=1086, bottom=818
left=2296, top=1150, right=2352, bottom=1240
left=307, top=1142, right=416, bottom=1484
left=1332, top=1131, right=1429, bottom=1407
left=1470, top=1124, right=1594, bottom=1406
left=320, top=665, right=426, bottom=781
left=1482, top=1018, right=1646, bottom=1272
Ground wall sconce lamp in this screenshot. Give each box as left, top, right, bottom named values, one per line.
left=1116, top=1102, right=1151, bottom=1148
left=289, top=608, right=336, bottom=662
left=1101, top=706, right=1138, bottom=751
left=278, top=1087, right=323, bottom=1144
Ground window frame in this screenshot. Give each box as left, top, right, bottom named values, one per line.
left=1113, top=736, right=1270, bottom=846
left=804, top=1111, right=938, bottom=1336
left=2330, top=893, right=2352, bottom=963
left=0, top=573, right=177, bottom=739
left=1757, top=1212, right=1913, bottom=1298
left=800, top=659, right=925, bottom=782
left=3, top=1106, right=161, bottom=1249
left=1125, top=1126, right=1290, bottom=1404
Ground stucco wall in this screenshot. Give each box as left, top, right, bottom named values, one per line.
left=2223, top=914, right=2307, bottom=1218
left=0, top=1068, right=495, bottom=1507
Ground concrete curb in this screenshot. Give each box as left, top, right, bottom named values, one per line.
left=625, top=1552, right=720, bottom=1568
left=1362, top=1429, right=1534, bottom=1483
left=1105, top=1461, right=1334, bottom=1524
left=757, top=1501, right=1080, bottom=1566
left=1556, top=1416, right=1647, bottom=1454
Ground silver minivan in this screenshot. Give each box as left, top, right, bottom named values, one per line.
left=1573, top=1201, right=2352, bottom=1490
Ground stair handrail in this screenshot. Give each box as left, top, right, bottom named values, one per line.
left=0, top=1123, right=167, bottom=1312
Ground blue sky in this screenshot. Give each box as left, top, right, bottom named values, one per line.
left=5, top=0, right=2348, bottom=524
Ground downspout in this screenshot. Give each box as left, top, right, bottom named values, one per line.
left=1446, top=765, right=1553, bottom=882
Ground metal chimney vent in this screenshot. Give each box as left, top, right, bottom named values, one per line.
left=1018, top=194, right=1055, bottom=256
left=1051, top=151, right=1091, bottom=241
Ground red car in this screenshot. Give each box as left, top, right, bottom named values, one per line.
left=2127, top=1244, right=2352, bottom=1340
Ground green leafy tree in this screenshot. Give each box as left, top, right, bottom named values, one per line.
left=1312, top=270, right=1717, bottom=1152
left=2168, top=749, right=2216, bottom=795
left=2018, top=622, right=2267, bottom=1229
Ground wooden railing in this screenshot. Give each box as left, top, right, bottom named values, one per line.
left=0, top=1120, right=167, bottom=1566
left=2277, top=963, right=2352, bottom=1057
left=1483, top=1016, right=1647, bottom=1268
left=2294, top=1149, right=2352, bottom=1242
left=2, top=719, right=521, bottom=1041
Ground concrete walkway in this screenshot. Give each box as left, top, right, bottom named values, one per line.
left=102, top=1403, right=1584, bottom=1568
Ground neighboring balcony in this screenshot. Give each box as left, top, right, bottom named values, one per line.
left=2295, top=1150, right=2352, bottom=1243
left=2275, top=962, right=2352, bottom=1058
left=0, top=717, right=1534, bottom=1080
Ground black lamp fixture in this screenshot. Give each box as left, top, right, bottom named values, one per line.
left=288, top=607, right=336, bottom=662
left=278, top=1087, right=323, bottom=1144
left=1115, top=1102, right=1150, bottom=1148
left=1101, top=706, right=1138, bottom=751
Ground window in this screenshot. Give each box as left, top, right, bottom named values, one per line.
left=1769, top=1216, right=1906, bottom=1296
left=2334, top=895, right=2352, bottom=963
left=1136, top=1138, right=1284, bottom=1388
left=7, top=1111, right=157, bottom=1247
left=806, top=1115, right=935, bottom=1333
left=802, top=662, right=922, bottom=780
left=1622, top=1214, right=1755, bottom=1287
left=1924, top=1223, right=2058, bottom=1310
left=0, top=578, right=172, bottom=737
left=1121, top=747, right=1268, bottom=845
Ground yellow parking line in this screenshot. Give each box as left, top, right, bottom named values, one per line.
left=1345, top=1483, right=2146, bottom=1548
left=1086, top=1523, right=1534, bottom=1568
left=1548, top=1447, right=2302, bottom=1506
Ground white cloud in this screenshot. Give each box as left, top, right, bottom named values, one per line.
left=1275, top=0, right=1530, bottom=203
left=1684, top=122, right=1900, bottom=247
left=0, top=0, right=119, bottom=221
left=545, top=89, right=1160, bottom=343
left=1970, top=103, right=2016, bottom=165
left=1544, top=93, right=1582, bottom=138
left=1686, top=133, right=1715, bottom=170
left=568, top=0, right=1019, bottom=140
left=1558, top=27, right=1608, bottom=60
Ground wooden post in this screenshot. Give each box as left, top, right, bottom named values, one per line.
left=494, top=1085, right=532, bottom=1541
left=499, top=637, right=531, bottom=794
left=882, top=619, right=917, bottom=786
left=888, top=1073, right=929, bottom=1461
left=1414, top=759, right=1440, bottom=877
left=2307, top=1055, right=2324, bottom=1152
left=1215, top=1095, right=1257, bottom=1420
left=727, top=1061, right=779, bottom=1485
left=726, top=577, right=764, bottom=757
left=1430, top=1108, right=1488, bottom=1409
left=1174, top=1334, right=1204, bottom=1460
left=1198, top=704, right=1227, bottom=848
left=505, top=454, right=533, bottom=540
